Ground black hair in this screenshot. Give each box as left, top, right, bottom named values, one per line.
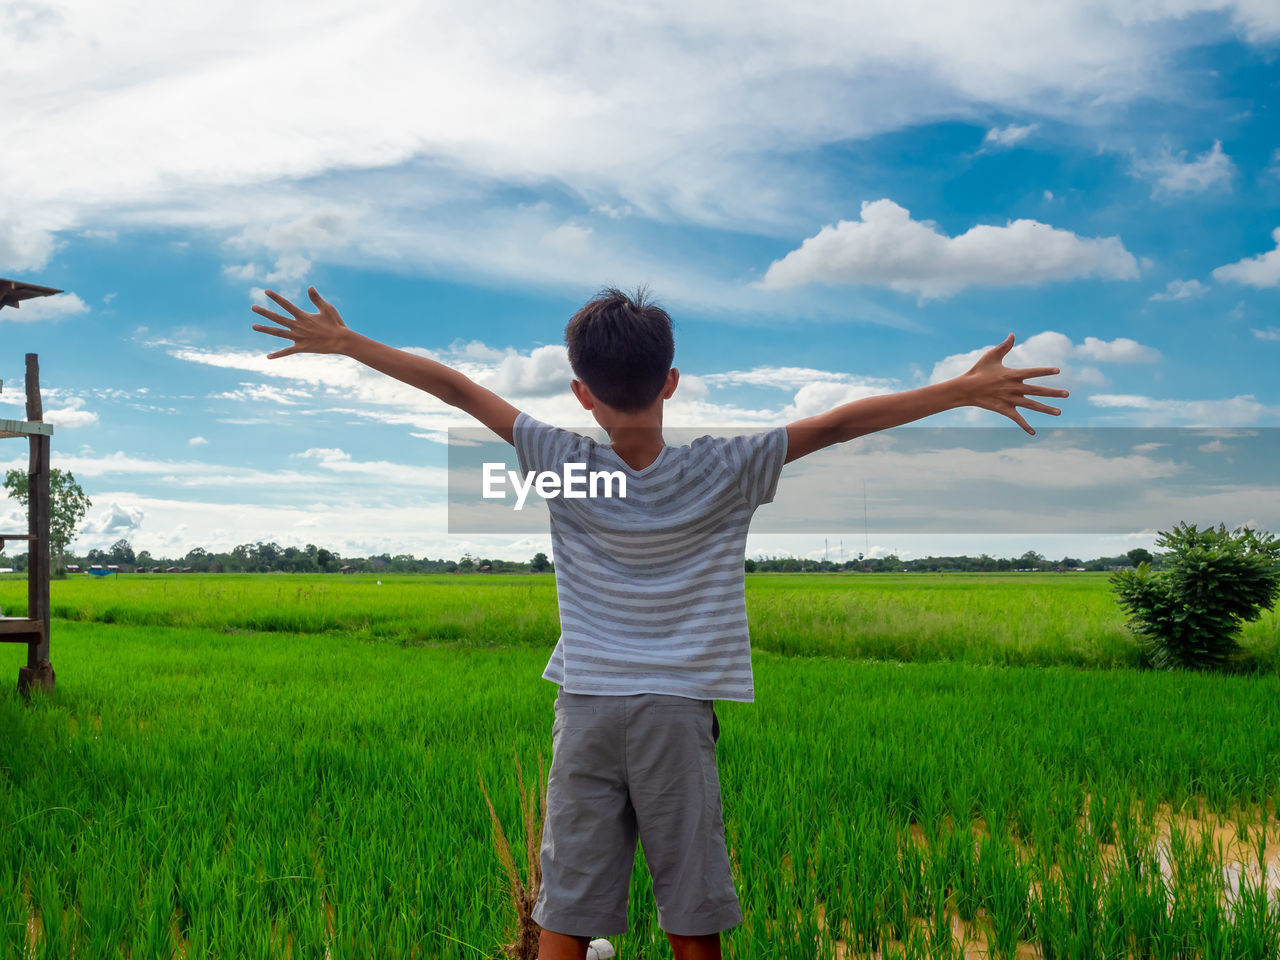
left=564, top=285, right=674, bottom=412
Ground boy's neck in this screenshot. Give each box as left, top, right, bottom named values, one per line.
left=600, top=410, right=666, bottom=472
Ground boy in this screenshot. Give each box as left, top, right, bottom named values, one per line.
left=252, top=284, right=1067, bottom=959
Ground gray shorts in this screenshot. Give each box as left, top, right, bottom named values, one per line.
left=531, top=689, right=742, bottom=938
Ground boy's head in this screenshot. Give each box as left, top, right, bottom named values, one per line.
left=565, top=285, right=675, bottom=413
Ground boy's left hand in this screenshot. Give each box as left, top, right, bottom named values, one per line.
left=958, top=333, right=1069, bottom=435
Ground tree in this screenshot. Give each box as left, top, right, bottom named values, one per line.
left=1111, top=522, right=1280, bottom=672
left=3, top=467, right=92, bottom=572
left=110, top=538, right=135, bottom=566
left=1126, top=547, right=1153, bottom=568
left=531, top=552, right=551, bottom=573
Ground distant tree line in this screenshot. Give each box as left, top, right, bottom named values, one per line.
left=744, top=547, right=1157, bottom=574
left=0, top=539, right=554, bottom=576
left=0, top=538, right=1160, bottom=576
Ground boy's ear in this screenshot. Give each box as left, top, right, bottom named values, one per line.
left=661, top=367, right=679, bottom=400
left=570, top=379, right=595, bottom=410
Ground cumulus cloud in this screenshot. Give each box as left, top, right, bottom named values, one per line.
left=80, top=501, right=145, bottom=541
left=1211, top=226, right=1280, bottom=288
left=1148, top=278, right=1208, bottom=301
left=44, top=396, right=98, bottom=429
left=1132, top=138, right=1234, bottom=196
left=485, top=344, right=574, bottom=397
left=783, top=380, right=894, bottom=419
left=188, top=436, right=208, bottom=446
left=760, top=199, right=1139, bottom=299
left=982, top=122, right=1039, bottom=147
left=0, top=219, right=58, bottom=273
left=0, top=292, right=89, bottom=323
left=928, top=331, right=1159, bottom=392
left=1252, top=326, right=1280, bottom=341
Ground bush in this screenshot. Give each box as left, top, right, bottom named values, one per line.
left=1110, top=522, right=1280, bottom=671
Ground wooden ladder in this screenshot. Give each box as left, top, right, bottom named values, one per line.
left=1, top=354, right=54, bottom=698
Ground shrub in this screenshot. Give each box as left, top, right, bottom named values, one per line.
left=1110, top=522, right=1280, bottom=671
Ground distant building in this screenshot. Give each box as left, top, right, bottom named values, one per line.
left=66, top=564, right=81, bottom=573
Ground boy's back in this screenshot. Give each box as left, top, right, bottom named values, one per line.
left=513, top=410, right=787, bottom=702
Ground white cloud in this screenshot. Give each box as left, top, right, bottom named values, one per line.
left=1132, top=138, right=1234, bottom=196
left=0, top=217, right=58, bottom=272
left=44, top=396, right=98, bottom=429
left=212, top=382, right=314, bottom=406
left=1211, top=226, right=1280, bottom=288
left=702, top=367, right=896, bottom=391
left=928, top=331, right=1158, bottom=394
left=64, top=492, right=462, bottom=558
left=80, top=501, right=145, bottom=541
left=486, top=344, right=574, bottom=398
left=222, top=262, right=258, bottom=281
left=0, top=292, right=89, bottom=323
left=264, top=253, right=312, bottom=284
left=760, top=199, right=1139, bottom=299
left=1088, top=393, right=1277, bottom=425
left=1075, top=336, right=1160, bottom=363
left=188, top=436, right=208, bottom=446
left=783, top=380, right=893, bottom=419
left=982, top=122, right=1039, bottom=147
left=293, top=447, right=446, bottom=487
left=228, top=214, right=348, bottom=255
left=2, top=0, right=1278, bottom=298
left=1148, top=278, right=1208, bottom=301
left=1252, top=326, right=1280, bottom=341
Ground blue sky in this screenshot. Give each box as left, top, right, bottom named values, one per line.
left=2, top=0, right=1278, bottom=562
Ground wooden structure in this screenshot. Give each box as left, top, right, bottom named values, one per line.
left=2, top=354, right=54, bottom=698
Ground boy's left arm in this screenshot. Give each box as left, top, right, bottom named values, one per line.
left=784, top=333, right=1068, bottom=464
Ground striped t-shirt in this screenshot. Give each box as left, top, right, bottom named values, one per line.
left=513, top=410, right=788, bottom=702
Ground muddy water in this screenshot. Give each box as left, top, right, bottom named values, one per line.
left=832, top=793, right=1280, bottom=960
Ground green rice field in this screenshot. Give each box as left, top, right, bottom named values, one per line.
left=2, top=573, right=1279, bottom=958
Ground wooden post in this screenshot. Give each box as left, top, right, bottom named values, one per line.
left=17, top=353, right=54, bottom=698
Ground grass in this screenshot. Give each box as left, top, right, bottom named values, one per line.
left=3, top=571, right=1277, bottom=672
left=1, top=574, right=1278, bottom=957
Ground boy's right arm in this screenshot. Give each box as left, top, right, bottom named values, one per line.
left=251, top=287, right=520, bottom=444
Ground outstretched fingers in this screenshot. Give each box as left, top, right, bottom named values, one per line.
left=1004, top=406, right=1035, bottom=435
left=266, top=344, right=305, bottom=360
left=1020, top=383, right=1070, bottom=398
left=265, top=289, right=309, bottom=320
left=1014, top=365, right=1062, bottom=381
left=1016, top=397, right=1062, bottom=416
left=252, top=323, right=296, bottom=341
left=251, top=304, right=295, bottom=327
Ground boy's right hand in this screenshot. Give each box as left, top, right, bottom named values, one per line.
left=251, top=286, right=352, bottom=359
